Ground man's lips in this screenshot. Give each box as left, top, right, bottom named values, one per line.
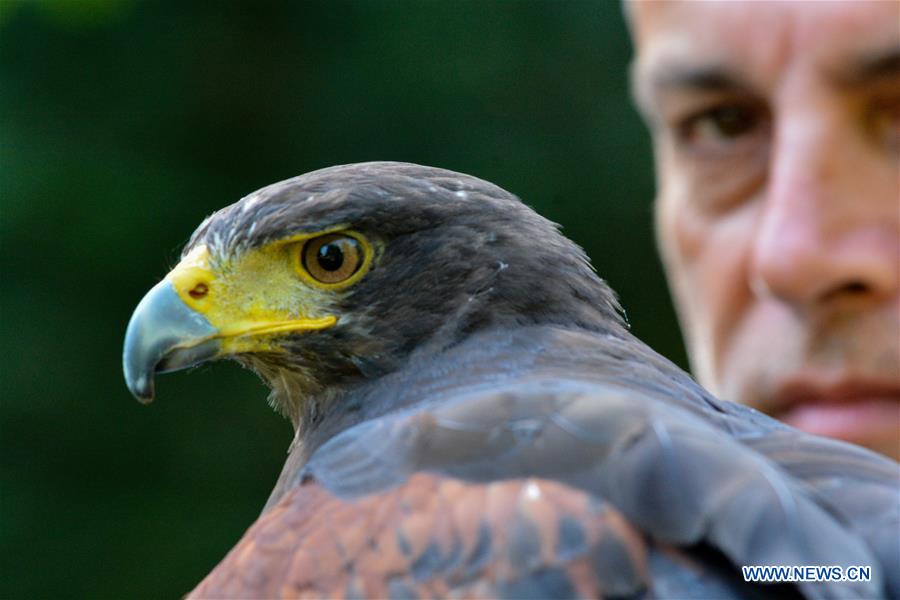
left=771, top=380, right=900, bottom=445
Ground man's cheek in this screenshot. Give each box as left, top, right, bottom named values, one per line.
left=717, top=302, right=802, bottom=409
left=655, top=192, right=717, bottom=382
left=702, top=205, right=759, bottom=335
left=664, top=195, right=762, bottom=394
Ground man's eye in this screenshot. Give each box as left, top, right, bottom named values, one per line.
left=677, top=103, right=766, bottom=149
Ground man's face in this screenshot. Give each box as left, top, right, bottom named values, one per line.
left=630, top=1, right=900, bottom=459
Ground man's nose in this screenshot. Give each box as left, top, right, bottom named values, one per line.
left=749, top=113, right=898, bottom=314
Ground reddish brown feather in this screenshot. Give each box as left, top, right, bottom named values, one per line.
left=189, top=474, right=651, bottom=599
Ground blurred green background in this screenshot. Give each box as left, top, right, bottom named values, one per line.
left=0, top=1, right=687, bottom=597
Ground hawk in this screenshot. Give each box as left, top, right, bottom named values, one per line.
left=123, top=162, right=898, bottom=599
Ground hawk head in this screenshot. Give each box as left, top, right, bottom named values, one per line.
left=123, top=162, right=624, bottom=428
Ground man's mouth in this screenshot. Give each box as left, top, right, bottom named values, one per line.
left=771, top=379, right=900, bottom=451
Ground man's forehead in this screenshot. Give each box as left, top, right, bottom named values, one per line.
left=630, top=1, right=899, bottom=99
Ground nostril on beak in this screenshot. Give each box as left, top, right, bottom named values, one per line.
left=189, top=282, right=209, bottom=299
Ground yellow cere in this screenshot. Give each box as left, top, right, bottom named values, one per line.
left=165, top=239, right=345, bottom=355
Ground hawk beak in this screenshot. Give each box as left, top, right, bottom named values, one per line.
left=123, top=245, right=338, bottom=403
left=123, top=278, right=220, bottom=403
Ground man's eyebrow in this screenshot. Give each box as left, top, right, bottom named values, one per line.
left=649, top=64, right=754, bottom=94
left=832, top=46, right=900, bottom=87
left=630, top=62, right=755, bottom=120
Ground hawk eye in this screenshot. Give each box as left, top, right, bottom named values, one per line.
left=301, top=233, right=364, bottom=285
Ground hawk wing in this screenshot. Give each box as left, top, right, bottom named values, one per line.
left=190, top=376, right=897, bottom=599
left=192, top=473, right=779, bottom=599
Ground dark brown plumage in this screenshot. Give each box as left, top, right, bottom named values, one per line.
left=123, top=162, right=899, bottom=599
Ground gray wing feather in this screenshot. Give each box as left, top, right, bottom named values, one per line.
left=305, top=379, right=891, bottom=599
